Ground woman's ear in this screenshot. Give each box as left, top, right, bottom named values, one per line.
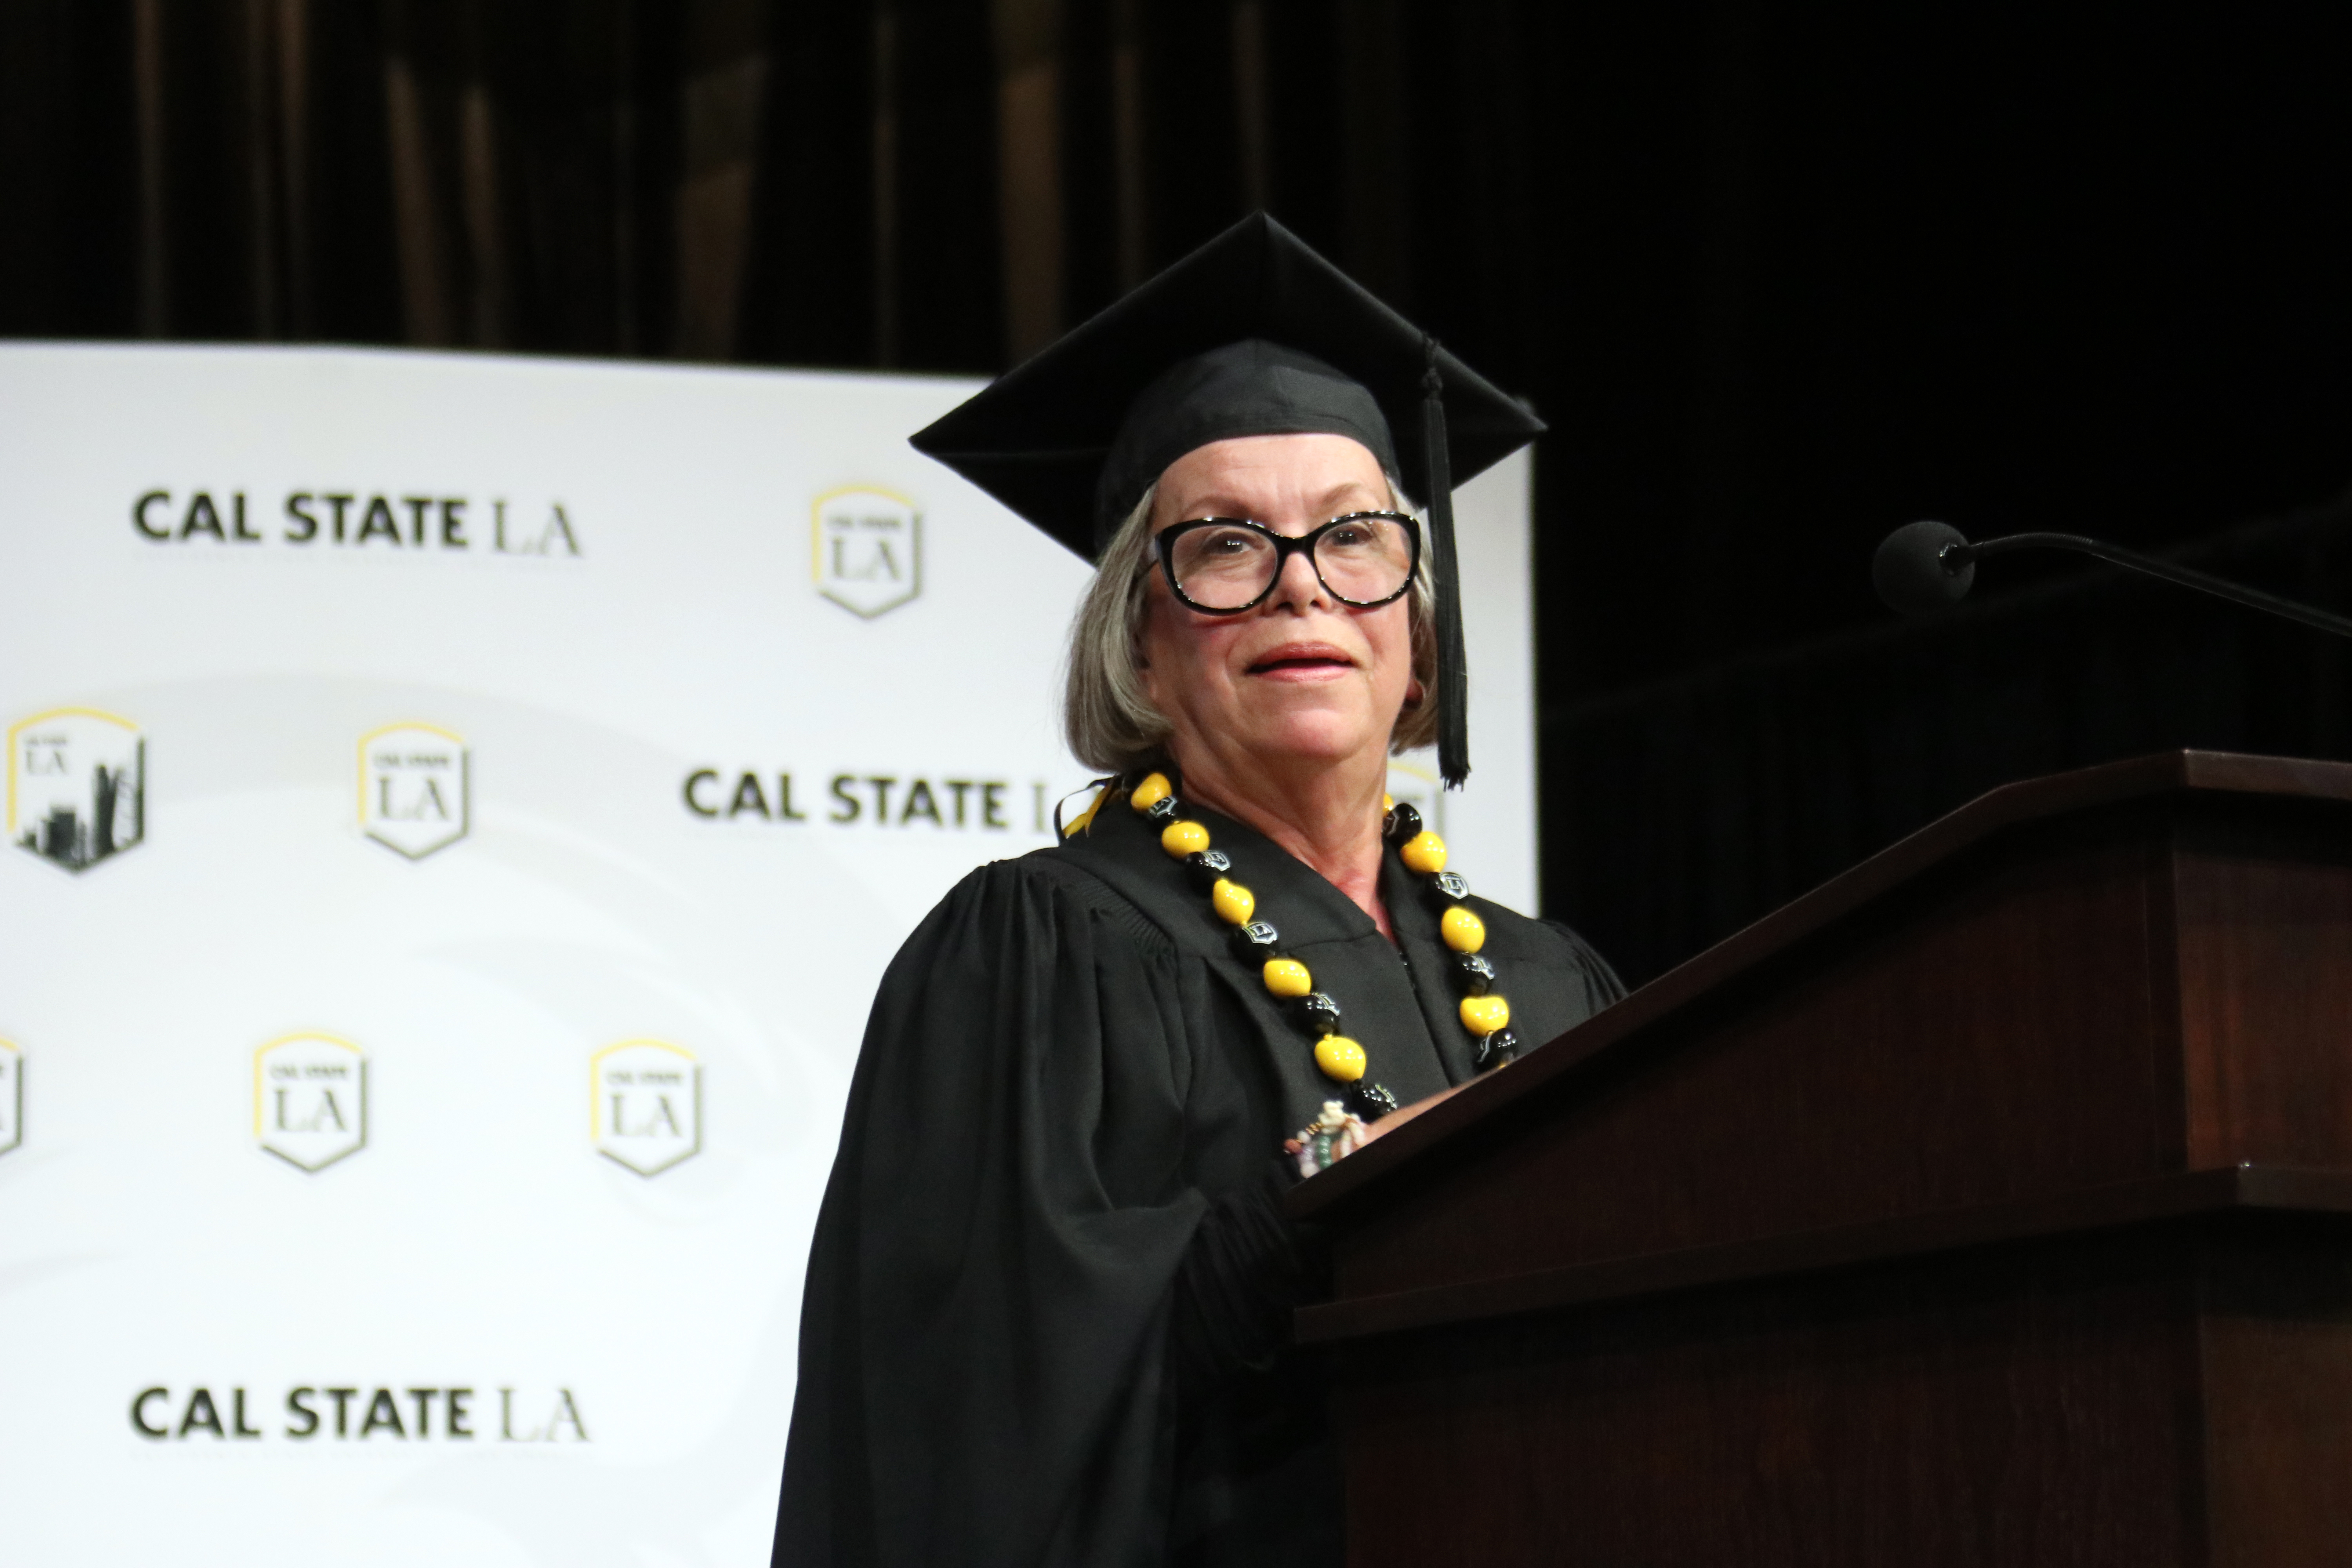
left=1403, top=676, right=1426, bottom=708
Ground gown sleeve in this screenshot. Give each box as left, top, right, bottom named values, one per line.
left=775, top=857, right=1213, bottom=1568
left=1167, top=1158, right=1329, bottom=1398
left=1542, top=918, right=1629, bottom=1013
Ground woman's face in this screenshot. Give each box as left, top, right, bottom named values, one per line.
left=1138, top=432, right=1416, bottom=780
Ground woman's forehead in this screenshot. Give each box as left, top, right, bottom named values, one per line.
left=1154, top=434, right=1388, bottom=519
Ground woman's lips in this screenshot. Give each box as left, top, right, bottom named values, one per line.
left=1246, top=643, right=1357, bottom=680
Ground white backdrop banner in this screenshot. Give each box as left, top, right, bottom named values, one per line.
left=0, top=343, right=1536, bottom=1566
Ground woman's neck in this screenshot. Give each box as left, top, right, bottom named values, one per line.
left=1168, top=746, right=1395, bottom=940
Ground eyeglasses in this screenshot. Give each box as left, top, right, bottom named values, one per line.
left=1151, top=512, right=1421, bottom=614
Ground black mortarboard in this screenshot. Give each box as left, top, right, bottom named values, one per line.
left=910, top=212, right=1544, bottom=786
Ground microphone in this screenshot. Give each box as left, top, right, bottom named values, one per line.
left=1872, top=520, right=2352, bottom=641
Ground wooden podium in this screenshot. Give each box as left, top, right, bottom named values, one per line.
left=1293, top=752, right=2352, bottom=1567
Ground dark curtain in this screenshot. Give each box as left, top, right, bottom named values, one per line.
left=1548, top=494, right=2352, bottom=985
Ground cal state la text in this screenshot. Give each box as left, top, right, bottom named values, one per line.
left=686, top=769, right=1086, bottom=833
left=132, top=488, right=581, bottom=555
left=130, top=1383, right=589, bottom=1442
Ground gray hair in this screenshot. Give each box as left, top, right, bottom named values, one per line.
left=1062, top=481, right=1439, bottom=775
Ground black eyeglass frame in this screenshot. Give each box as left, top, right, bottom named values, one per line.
left=1150, top=511, right=1423, bottom=615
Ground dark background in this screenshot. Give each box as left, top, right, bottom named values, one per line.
left=5, top=1, right=2349, bottom=983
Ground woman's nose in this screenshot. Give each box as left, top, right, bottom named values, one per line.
left=1266, top=540, right=1330, bottom=611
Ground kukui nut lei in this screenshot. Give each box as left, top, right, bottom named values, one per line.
left=1121, top=771, right=1519, bottom=1174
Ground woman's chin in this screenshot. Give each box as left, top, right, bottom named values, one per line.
left=1235, top=710, right=1389, bottom=770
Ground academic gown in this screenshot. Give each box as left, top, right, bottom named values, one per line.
left=773, top=787, right=1623, bottom=1568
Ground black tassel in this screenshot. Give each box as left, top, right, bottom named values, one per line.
left=1421, top=336, right=1470, bottom=787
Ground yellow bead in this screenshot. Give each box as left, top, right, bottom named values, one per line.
left=1382, top=793, right=1396, bottom=811
left=1211, top=878, right=1256, bottom=926
left=1400, top=830, right=1448, bottom=875
left=1459, top=994, right=1510, bottom=1037
left=1160, top=820, right=1209, bottom=858
left=1314, top=1034, right=1367, bottom=1083
left=1262, top=957, right=1313, bottom=998
left=1440, top=904, right=1486, bottom=953
left=1130, top=772, right=1173, bottom=813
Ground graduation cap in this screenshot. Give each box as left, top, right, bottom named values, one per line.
left=911, top=211, right=1543, bottom=787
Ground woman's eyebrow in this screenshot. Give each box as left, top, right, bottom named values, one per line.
left=1174, top=494, right=1255, bottom=518
left=1316, top=482, right=1385, bottom=512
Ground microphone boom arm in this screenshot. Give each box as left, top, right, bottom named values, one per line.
left=1946, top=531, right=2352, bottom=642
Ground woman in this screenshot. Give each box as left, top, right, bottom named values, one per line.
left=774, top=216, right=1621, bottom=1568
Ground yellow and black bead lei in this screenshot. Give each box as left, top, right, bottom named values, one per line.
left=1128, top=772, right=1520, bottom=1122
left=1381, top=796, right=1521, bottom=1073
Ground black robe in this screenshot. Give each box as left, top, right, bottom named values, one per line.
left=773, top=790, right=1622, bottom=1567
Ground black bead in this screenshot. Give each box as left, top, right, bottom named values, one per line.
left=1452, top=952, right=1496, bottom=995
left=1184, top=848, right=1232, bottom=887
left=1231, top=919, right=1282, bottom=958
left=1475, top=1028, right=1519, bottom=1073
left=1383, top=801, right=1423, bottom=843
left=1345, top=1081, right=1400, bottom=1121
left=1296, top=992, right=1342, bottom=1034
left=1144, top=794, right=1180, bottom=823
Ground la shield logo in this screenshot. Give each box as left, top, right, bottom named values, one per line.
left=813, top=485, right=921, bottom=618
left=359, top=723, right=468, bottom=859
left=0, top=1039, right=21, bottom=1157
left=254, top=1034, right=368, bottom=1172
left=591, top=1040, right=701, bottom=1176
left=9, top=708, right=145, bottom=873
